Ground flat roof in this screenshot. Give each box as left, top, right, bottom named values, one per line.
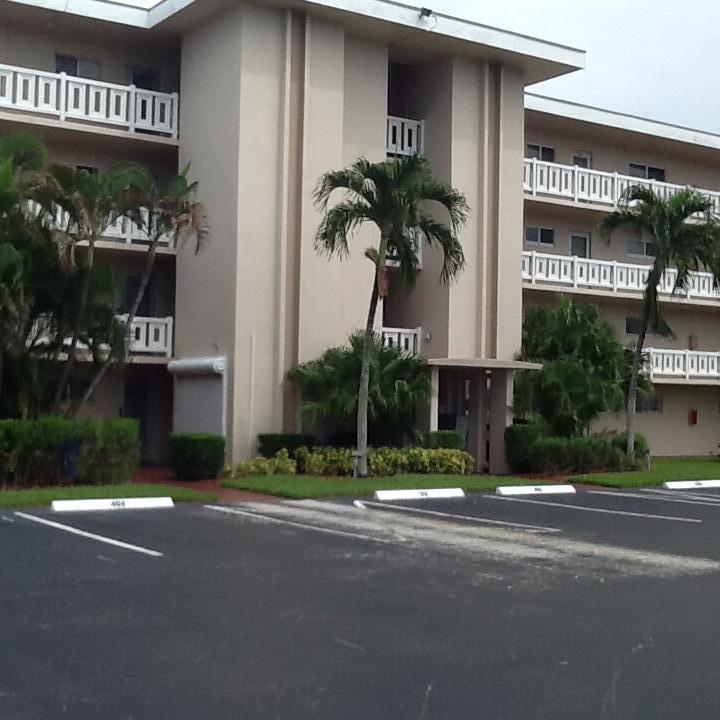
left=427, top=358, right=542, bottom=371
left=526, top=92, right=720, bottom=152
left=3, top=0, right=585, bottom=83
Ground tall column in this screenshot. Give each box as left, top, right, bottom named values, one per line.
left=429, top=366, right=439, bottom=433
left=488, top=368, right=513, bottom=474
left=468, top=369, right=488, bottom=472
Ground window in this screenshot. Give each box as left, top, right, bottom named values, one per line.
left=128, top=68, right=159, bottom=91
left=636, top=393, right=663, bottom=413
left=75, top=165, right=98, bottom=175
left=627, top=237, right=656, bottom=257
left=572, top=151, right=592, bottom=169
left=570, top=232, right=590, bottom=258
left=626, top=317, right=643, bottom=335
left=55, top=54, right=101, bottom=81
left=629, top=163, right=666, bottom=182
left=526, top=143, right=555, bottom=162
left=525, top=226, right=555, bottom=246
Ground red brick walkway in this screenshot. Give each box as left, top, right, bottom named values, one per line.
left=131, top=466, right=278, bottom=504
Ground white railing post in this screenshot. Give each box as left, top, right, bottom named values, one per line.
left=530, top=250, right=536, bottom=284
left=166, top=316, right=174, bottom=357
left=58, top=71, right=67, bottom=121
left=684, top=350, right=690, bottom=379
left=612, top=173, right=619, bottom=207
left=612, top=260, right=618, bottom=292
left=573, top=165, right=579, bottom=202
left=128, top=84, right=136, bottom=133
left=572, top=255, right=577, bottom=286
left=418, top=120, right=425, bottom=154
left=171, top=91, right=179, bottom=139
left=415, top=326, right=422, bottom=355
left=531, top=157, right=538, bottom=196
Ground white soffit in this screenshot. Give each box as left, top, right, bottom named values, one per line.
left=526, top=92, right=720, bottom=152
left=3, top=0, right=586, bottom=79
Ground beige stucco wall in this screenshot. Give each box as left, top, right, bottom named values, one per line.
left=0, top=20, right=179, bottom=92
left=595, top=386, right=720, bottom=457
left=525, top=111, right=720, bottom=192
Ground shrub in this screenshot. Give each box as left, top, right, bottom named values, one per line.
left=505, top=423, right=642, bottom=474
left=292, top=446, right=474, bottom=477
left=222, top=449, right=296, bottom=478
left=169, top=433, right=225, bottom=481
left=0, top=417, right=140, bottom=487
left=423, top=430, right=464, bottom=450
left=257, top=433, right=314, bottom=458
left=76, top=419, right=139, bottom=484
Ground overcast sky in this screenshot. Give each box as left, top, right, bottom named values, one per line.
left=417, top=0, right=719, bottom=134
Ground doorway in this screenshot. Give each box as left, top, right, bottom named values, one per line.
left=124, top=379, right=149, bottom=461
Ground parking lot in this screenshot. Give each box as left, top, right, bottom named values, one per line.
left=4, top=485, right=720, bottom=719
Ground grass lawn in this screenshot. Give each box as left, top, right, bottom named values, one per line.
left=222, top=473, right=541, bottom=499
left=571, top=457, right=720, bottom=488
left=0, top=483, right=216, bottom=509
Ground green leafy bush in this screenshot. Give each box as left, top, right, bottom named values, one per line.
left=293, top=446, right=474, bottom=477
left=169, top=433, right=225, bottom=481
left=423, top=430, right=464, bottom=450
left=506, top=422, right=646, bottom=474
left=257, top=433, right=314, bottom=458
left=222, top=449, right=296, bottom=478
left=0, top=417, right=140, bottom=487
left=76, top=419, right=139, bottom=484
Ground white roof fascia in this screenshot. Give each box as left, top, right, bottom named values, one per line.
left=526, top=92, right=720, bottom=152
left=4, top=0, right=586, bottom=73
left=5, top=0, right=152, bottom=26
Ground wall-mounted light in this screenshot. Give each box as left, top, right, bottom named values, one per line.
left=419, top=7, right=433, bottom=19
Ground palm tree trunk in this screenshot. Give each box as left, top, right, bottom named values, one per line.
left=355, top=276, right=380, bottom=477
left=75, top=241, right=159, bottom=416
left=626, top=319, right=648, bottom=457
left=53, top=239, right=95, bottom=414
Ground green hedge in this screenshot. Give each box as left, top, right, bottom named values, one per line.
left=423, top=430, right=464, bottom=449
left=506, top=422, right=648, bottom=474
left=293, top=446, right=475, bottom=477
left=222, top=449, right=296, bottom=479
left=169, top=433, right=225, bottom=481
left=257, top=433, right=314, bottom=458
left=0, top=417, right=139, bottom=487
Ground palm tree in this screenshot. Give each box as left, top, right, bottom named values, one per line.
left=600, top=186, right=719, bottom=456
left=314, top=155, right=468, bottom=476
left=289, top=331, right=432, bottom=446
left=76, top=165, right=208, bottom=412
left=35, top=164, right=142, bottom=412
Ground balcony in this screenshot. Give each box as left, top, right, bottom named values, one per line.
left=522, top=250, right=720, bottom=303
left=27, top=202, right=174, bottom=250
left=647, top=348, right=720, bottom=382
left=0, top=63, right=178, bottom=138
left=381, top=326, right=422, bottom=354
left=386, top=116, right=423, bottom=156
left=127, top=316, right=173, bottom=357
left=523, top=158, right=720, bottom=213
left=34, top=315, right=173, bottom=358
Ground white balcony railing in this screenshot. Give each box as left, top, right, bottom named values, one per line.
left=386, top=115, right=424, bottom=156
left=127, top=316, right=173, bottom=357
left=26, top=202, right=174, bottom=249
left=0, top=63, right=178, bottom=137
left=381, top=326, right=422, bottom=354
left=33, top=315, right=173, bottom=357
left=522, top=250, right=720, bottom=303
left=523, top=158, right=720, bottom=214
left=647, top=348, right=720, bottom=381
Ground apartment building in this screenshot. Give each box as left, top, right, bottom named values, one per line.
left=523, top=94, right=720, bottom=456
left=0, top=0, right=587, bottom=472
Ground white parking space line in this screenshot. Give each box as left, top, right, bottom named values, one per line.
left=588, top=490, right=720, bottom=508
left=204, top=505, right=394, bottom=545
left=640, top=488, right=720, bottom=503
left=359, top=499, right=561, bottom=534
left=14, top=512, right=163, bottom=557
left=488, top=496, right=702, bottom=523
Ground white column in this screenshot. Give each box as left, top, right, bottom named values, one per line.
left=429, top=366, right=439, bottom=433
left=488, top=368, right=513, bottom=475
left=468, top=370, right=488, bottom=473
